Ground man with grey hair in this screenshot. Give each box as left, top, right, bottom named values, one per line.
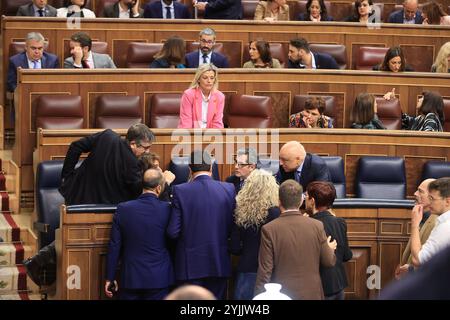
left=7, top=32, right=59, bottom=92
left=16, top=0, right=57, bottom=17
left=185, top=28, right=229, bottom=68
left=226, top=147, right=258, bottom=194
left=388, top=0, right=423, bottom=24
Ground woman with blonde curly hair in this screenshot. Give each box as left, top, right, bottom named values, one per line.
left=432, top=42, right=450, bottom=73
left=230, top=169, right=280, bottom=300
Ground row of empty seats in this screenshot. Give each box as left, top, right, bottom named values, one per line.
left=34, top=93, right=450, bottom=131
left=35, top=156, right=450, bottom=249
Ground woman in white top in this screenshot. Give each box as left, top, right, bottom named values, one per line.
left=57, top=0, right=96, bottom=18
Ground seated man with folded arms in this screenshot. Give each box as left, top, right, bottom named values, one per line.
left=410, top=177, right=450, bottom=268
left=144, top=0, right=191, bottom=19
left=7, top=32, right=59, bottom=93
left=17, top=0, right=57, bottom=16
left=288, top=38, right=339, bottom=69
left=387, top=0, right=423, bottom=24
left=102, top=0, right=143, bottom=18
left=64, top=32, right=116, bottom=69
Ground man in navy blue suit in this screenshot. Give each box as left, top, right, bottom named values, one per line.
left=276, top=141, right=331, bottom=189
left=167, top=150, right=236, bottom=299
left=387, top=0, right=423, bottom=24
left=287, top=38, right=339, bottom=70
left=185, top=28, right=230, bottom=68
left=143, top=0, right=191, bottom=19
left=194, top=0, right=242, bottom=20
left=105, top=168, right=174, bottom=300
left=7, top=32, right=59, bottom=92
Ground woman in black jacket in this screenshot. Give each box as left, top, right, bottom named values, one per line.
left=305, top=181, right=353, bottom=300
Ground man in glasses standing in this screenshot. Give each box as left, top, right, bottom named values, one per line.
left=185, top=28, right=229, bottom=68
left=226, top=148, right=258, bottom=194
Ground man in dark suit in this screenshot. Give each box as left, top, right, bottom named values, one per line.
left=185, top=28, right=230, bottom=68
left=226, top=147, right=258, bottom=194
left=7, top=32, right=59, bottom=92
left=276, top=141, right=331, bottom=189
left=105, top=168, right=174, bottom=300
left=306, top=181, right=353, bottom=300
left=102, top=0, right=143, bottom=18
left=255, top=180, right=336, bottom=300
left=143, top=0, right=191, bottom=19
left=16, top=0, right=57, bottom=17
left=194, top=0, right=242, bottom=20
left=288, top=37, right=339, bottom=69
left=387, top=0, right=423, bottom=24
left=167, top=150, right=236, bottom=299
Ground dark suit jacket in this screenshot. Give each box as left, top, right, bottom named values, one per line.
left=230, top=207, right=280, bottom=273
left=225, top=174, right=242, bottom=194
left=7, top=51, right=59, bottom=92
left=16, top=3, right=57, bottom=16
left=297, top=13, right=333, bottom=21
left=379, top=244, right=450, bottom=299
left=106, top=193, right=174, bottom=289
left=204, top=0, right=242, bottom=20
left=255, top=211, right=336, bottom=300
left=387, top=9, right=423, bottom=24
left=312, top=211, right=353, bottom=296
left=167, top=175, right=236, bottom=280
left=185, top=51, right=230, bottom=68
left=276, top=153, right=331, bottom=190
left=59, top=129, right=142, bottom=205
left=287, top=52, right=339, bottom=69
left=143, top=1, right=191, bottom=19
left=102, top=2, right=143, bottom=18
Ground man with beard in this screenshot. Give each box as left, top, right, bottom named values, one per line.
left=185, top=28, right=229, bottom=68
left=102, top=0, right=143, bottom=18
left=288, top=38, right=339, bottom=69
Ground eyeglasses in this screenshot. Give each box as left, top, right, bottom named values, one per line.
left=29, top=46, right=44, bottom=51
left=235, top=162, right=251, bottom=168
left=137, top=144, right=152, bottom=151
left=200, top=39, right=215, bottom=45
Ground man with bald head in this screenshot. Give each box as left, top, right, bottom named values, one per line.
left=276, top=141, right=331, bottom=189
left=105, top=168, right=174, bottom=300
left=395, top=178, right=437, bottom=279
left=165, top=285, right=216, bottom=300
left=388, top=0, right=423, bottom=24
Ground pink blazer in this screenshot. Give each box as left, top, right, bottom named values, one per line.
left=178, top=87, right=225, bottom=129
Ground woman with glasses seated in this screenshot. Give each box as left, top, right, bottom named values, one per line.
left=150, top=36, right=186, bottom=69
left=254, top=0, right=290, bottom=22
left=243, top=40, right=282, bottom=69
left=178, top=63, right=224, bottom=129
left=57, top=0, right=96, bottom=18
left=289, top=96, right=333, bottom=128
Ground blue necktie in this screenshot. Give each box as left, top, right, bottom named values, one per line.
left=202, top=54, right=208, bottom=64
left=38, top=9, right=44, bottom=17
left=32, top=61, right=39, bottom=69
left=166, top=7, right=172, bottom=19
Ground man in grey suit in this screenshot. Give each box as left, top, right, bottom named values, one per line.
left=102, top=0, right=143, bottom=18
left=64, top=32, right=116, bottom=69
left=17, top=0, right=57, bottom=17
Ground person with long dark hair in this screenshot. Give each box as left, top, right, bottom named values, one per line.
left=298, top=0, right=333, bottom=21
left=243, top=40, right=282, bottom=68
left=150, top=36, right=186, bottom=68
left=373, top=46, right=414, bottom=72
left=421, top=1, right=450, bottom=25
left=57, top=0, right=96, bottom=17
left=344, top=0, right=375, bottom=23
left=401, top=91, right=445, bottom=132
left=350, top=93, right=386, bottom=129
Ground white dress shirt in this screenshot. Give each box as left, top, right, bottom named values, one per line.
left=161, top=0, right=175, bottom=19
left=419, top=209, right=450, bottom=264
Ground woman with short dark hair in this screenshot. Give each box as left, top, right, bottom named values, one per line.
left=298, top=0, right=333, bottom=21
left=289, top=97, right=333, bottom=128
left=57, top=0, right=96, bottom=17
left=344, top=0, right=375, bottom=23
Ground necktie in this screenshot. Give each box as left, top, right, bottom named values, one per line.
left=38, top=9, right=44, bottom=17
left=32, top=61, right=39, bottom=69
left=202, top=54, right=208, bottom=64
left=166, top=7, right=172, bottom=19
left=81, top=60, right=90, bottom=69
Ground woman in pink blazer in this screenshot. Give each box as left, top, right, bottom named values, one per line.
left=178, top=64, right=225, bottom=129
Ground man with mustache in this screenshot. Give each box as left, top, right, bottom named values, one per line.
left=185, top=28, right=229, bottom=68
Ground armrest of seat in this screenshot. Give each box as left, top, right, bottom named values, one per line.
left=66, top=204, right=117, bottom=214
left=333, top=198, right=414, bottom=208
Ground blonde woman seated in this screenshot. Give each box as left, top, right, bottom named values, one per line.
left=289, top=97, right=333, bottom=128
left=243, top=40, right=282, bottom=69
left=178, top=64, right=224, bottom=129
left=230, top=169, right=280, bottom=300
left=350, top=93, right=385, bottom=129
left=431, top=42, right=450, bottom=73
left=254, top=0, right=290, bottom=22
left=421, top=1, right=450, bottom=25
